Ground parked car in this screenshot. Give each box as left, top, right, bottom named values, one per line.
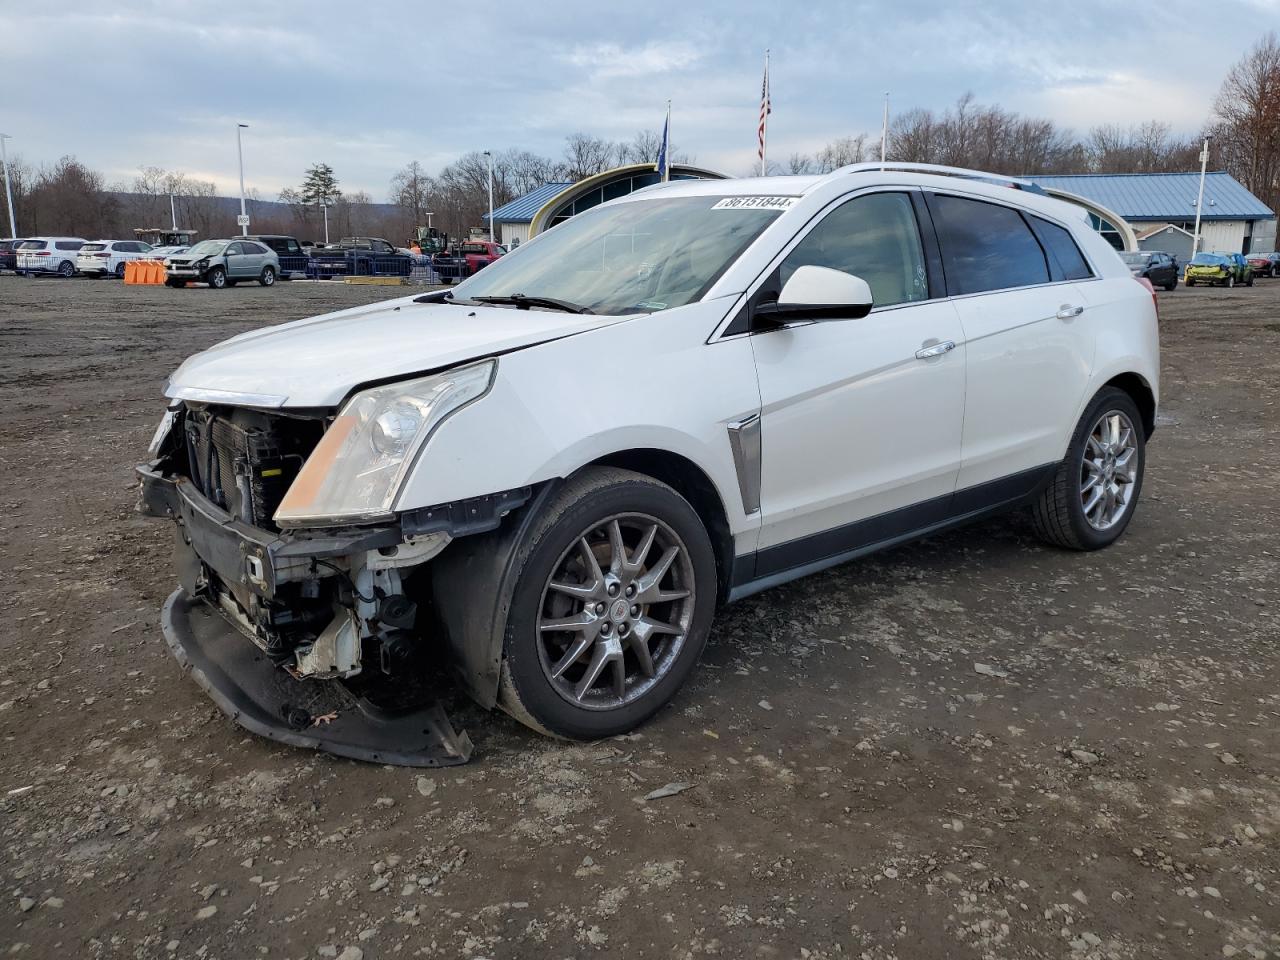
left=138, top=163, right=1159, bottom=764
left=1184, top=251, right=1253, bottom=287
left=432, top=239, right=506, bottom=283
left=163, top=239, right=280, bottom=289
left=1120, top=250, right=1178, bottom=291
left=0, top=238, right=29, bottom=273
left=1245, top=251, right=1280, bottom=278
left=76, top=239, right=156, bottom=278
left=16, top=237, right=87, bottom=277
left=244, top=234, right=307, bottom=278
left=307, top=236, right=412, bottom=278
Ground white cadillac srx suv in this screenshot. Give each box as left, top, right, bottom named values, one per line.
left=138, top=163, right=1159, bottom=766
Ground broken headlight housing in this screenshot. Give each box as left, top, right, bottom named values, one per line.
left=274, top=360, right=495, bottom=527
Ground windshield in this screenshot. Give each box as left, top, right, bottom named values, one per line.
left=185, top=240, right=228, bottom=257
left=1120, top=252, right=1150, bottom=265
left=1190, top=253, right=1227, bottom=265
left=451, top=195, right=787, bottom=315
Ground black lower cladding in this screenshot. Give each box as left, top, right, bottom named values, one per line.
left=735, top=463, right=1056, bottom=591
left=162, top=589, right=473, bottom=767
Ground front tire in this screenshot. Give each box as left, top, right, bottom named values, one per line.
left=1031, top=387, right=1146, bottom=551
left=1186, top=278, right=1196, bottom=287
left=1226, top=275, right=1235, bottom=288
left=498, top=467, right=717, bottom=740
left=258, top=265, right=276, bottom=286
left=207, top=267, right=227, bottom=289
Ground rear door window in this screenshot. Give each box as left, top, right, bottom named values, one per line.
left=1028, top=216, right=1093, bottom=281
left=928, top=194, right=1050, bottom=295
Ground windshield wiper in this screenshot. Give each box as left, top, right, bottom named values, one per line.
left=473, top=293, right=594, bottom=315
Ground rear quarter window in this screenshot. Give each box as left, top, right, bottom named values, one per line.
left=1029, top=216, right=1093, bottom=281
left=928, top=194, right=1050, bottom=295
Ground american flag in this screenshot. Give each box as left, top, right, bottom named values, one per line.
left=757, top=52, right=771, bottom=176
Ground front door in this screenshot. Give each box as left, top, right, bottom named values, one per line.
left=750, top=191, right=966, bottom=576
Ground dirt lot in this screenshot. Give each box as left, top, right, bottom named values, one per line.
left=1, top=273, right=1277, bottom=960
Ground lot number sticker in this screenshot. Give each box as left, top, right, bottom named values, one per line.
left=712, top=196, right=798, bottom=211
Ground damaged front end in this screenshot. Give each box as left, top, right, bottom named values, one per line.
left=138, top=400, right=526, bottom=766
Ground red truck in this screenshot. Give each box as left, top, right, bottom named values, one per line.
left=432, top=240, right=505, bottom=283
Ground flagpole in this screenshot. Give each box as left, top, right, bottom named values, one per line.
left=664, top=99, right=672, bottom=182
left=760, top=49, right=770, bottom=177
left=881, top=92, right=889, bottom=168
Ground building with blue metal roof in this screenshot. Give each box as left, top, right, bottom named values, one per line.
left=483, top=163, right=726, bottom=247
left=1026, top=172, right=1275, bottom=259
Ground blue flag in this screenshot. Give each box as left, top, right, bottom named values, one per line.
left=656, top=111, right=669, bottom=181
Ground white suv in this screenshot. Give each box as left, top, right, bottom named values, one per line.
left=17, top=237, right=87, bottom=276
left=138, top=163, right=1159, bottom=764
left=76, top=239, right=155, bottom=278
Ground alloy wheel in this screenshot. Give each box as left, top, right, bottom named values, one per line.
left=536, top=514, right=695, bottom=711
left=1080, top=410, right=1139, bottom=531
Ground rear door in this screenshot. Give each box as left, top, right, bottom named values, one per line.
left=750, top=190, right=966, bottom=566
left=925, top=192, right=1096, bottom=493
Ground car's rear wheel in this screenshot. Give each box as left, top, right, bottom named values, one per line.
left=58, top=260, right=74, bottom=278
left=115, top=262, right=127, bottom=279
left=1031, top=387, right=1145, bottom=551
left=207, top=267, right=227, bottom=289
left=259, top=265, right=276, bottom=286
left=1226, top=275, right=1235, bottom=288
left=498, top=467, right=716, bottom=740
left=1246, top=273, right=1254, bottom=287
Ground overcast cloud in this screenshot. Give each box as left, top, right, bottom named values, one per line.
left=2, top=0, right=1276, bottom=199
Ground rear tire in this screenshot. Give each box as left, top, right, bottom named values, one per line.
left=258, top=265, right=276, bottom=286
left=1030, top=387, right=1145, bottom=551
left=1164, top=278, right=1176, bottom=291
left=58, top=260, right=75, bottom=278
left=1226, top=275, right=1235, bottom=288
left=497, top=467, right=717, bottom=740
left=115, top=262, right=127, bottom=279
left=1246, top=274, right=1254, bottom=287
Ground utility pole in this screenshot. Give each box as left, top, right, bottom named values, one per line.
left=0, top=133, right=16, bottom=238
left=484, top=150, right=495, bottom=243
left=169, top=192, right=178, bottom=231
left=1191, top=136, right=1210, bottom=258
left=236, top=123, right=249, bottom=236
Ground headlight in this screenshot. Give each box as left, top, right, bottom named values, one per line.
left=147, top=408, right=178, bottom=456
left=196, top=259, right=210, bottom=270
left=274, top=360, right=496, bottom=526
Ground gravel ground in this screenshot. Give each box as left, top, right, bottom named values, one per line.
left=1, top=274, right=1277, bottom=960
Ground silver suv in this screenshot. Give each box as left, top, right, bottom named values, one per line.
left=164, top=239, right=280, bottom=289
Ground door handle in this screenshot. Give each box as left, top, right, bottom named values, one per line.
left=1057, top=304, right=1085, bottom=320
left=914, top=339, right=956, bottom=360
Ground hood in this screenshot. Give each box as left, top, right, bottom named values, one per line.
left=166, top=295, right=628, bottom=408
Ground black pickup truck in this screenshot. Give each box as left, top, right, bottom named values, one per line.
left=307, top=237, right=413, bottom=279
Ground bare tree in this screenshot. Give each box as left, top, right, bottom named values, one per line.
left=390, top=161, right=432, bottom=227
left=1211, top=32, right=1280, bottom=214
left=562, top=133, right=618, bottom=179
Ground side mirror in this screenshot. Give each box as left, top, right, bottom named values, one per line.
left=755, top=265, right=874, bottom=322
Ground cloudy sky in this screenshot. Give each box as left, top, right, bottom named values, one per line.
left=2, top=0, right=1276, bottom=200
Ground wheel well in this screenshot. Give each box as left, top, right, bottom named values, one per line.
left=587, top=449, right=735, bottom=603
left=1104, top=373, right=1156, bottom=438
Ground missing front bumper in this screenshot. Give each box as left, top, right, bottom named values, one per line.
left=161, top=589, right=473, bottom=767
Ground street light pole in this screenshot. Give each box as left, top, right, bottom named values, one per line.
left=880, top=92, right=889, bottom=168
left=484, top=150, right=495, bottom=243
left=1191, top=136, right=1210, bottom=258
left=236, top=123, right=249, bottom=236
left=169, top=192, right=178, bottom=231
left=0, top=133, right=17, bottom=238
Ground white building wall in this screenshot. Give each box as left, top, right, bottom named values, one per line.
left=1197, top=221, right=1246, bottom=254
left=500, top=223, right=530, bottom=248
left=1250, top=219, right=1277, bottom=254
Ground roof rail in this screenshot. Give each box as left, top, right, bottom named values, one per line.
left=817, top=161, right=1046, bottom=194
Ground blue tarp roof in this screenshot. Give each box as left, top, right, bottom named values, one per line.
left=483, top=182, right=573, bottom=224
left=1025, top=172, right=1274, bottom=222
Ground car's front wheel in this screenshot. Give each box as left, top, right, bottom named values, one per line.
left=498, top=467, right=717, bottom=740
left=207, top=266, right=227, bottom=289
left=1031, top=387, right=1146, bottom=551
left=1226, top=275, right=1236, bottom=288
